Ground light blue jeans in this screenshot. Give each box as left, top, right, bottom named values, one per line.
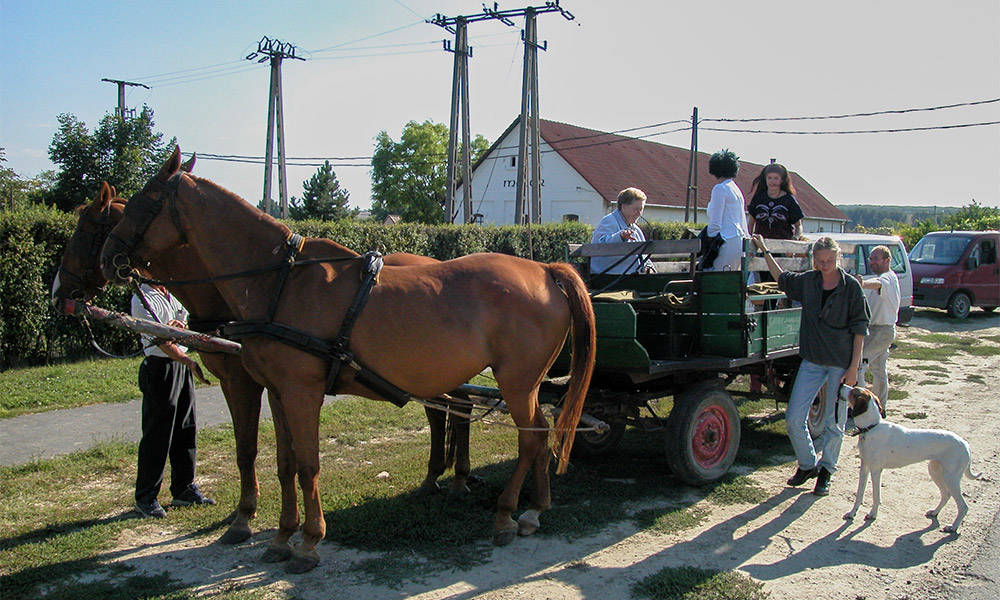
left=787, top=359, right=848, bottom=473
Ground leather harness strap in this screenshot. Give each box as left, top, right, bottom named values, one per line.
left=222, top=249, right=411, bottom=407
left=265, top=233, right=305, bottom=321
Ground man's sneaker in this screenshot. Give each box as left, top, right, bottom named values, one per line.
left=171, top=484, right=216, bottom=507
left=135, top=499, right=167, bottom=518
left=813, top=467, right=832, bottom=496
left=786, top=466, right=819, bottom=487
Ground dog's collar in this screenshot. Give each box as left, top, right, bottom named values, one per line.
left=848, top=423, right=879, bottom=437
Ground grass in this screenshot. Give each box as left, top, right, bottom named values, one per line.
left=893, top=332, right=1000, bottom=362
left=904, top=412, right=928, bottom=420
left=633, top=566, right=770, bottom=600
left=635, top=506, right=711, bottom=535
left=897, top=364, right=948, bottom=372
left=0, top=356, right=211, bottom=419
left=966, top=374, right=986, bottom=384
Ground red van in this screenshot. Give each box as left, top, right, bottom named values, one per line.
left=909, top=231, right=1000, bottom=318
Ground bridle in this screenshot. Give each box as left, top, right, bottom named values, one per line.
left=104, top=172, right=185, bottom=282
left=58, top=203, right=118, bottom=299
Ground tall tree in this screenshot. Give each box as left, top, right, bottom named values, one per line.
left=289, top=160, right=355, bottom=220
left=370, top=120, right=488, bottom=224
left=47, top=105, right=174, bottom=211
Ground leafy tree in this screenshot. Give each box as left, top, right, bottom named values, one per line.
left=47, top=106, right=175, bottom=211
left=289, top=160, right=355, bottom=220
left=0, top=148, right=51, bottom=211
left=895, top=200, right=1000, bottom=249
left=370, top=120, right=488, bottom=224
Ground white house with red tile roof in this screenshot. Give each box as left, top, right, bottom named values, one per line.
left=456, top=117, right=848, bottom=232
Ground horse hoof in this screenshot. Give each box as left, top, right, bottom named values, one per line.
left=517, top=510, right=541, bottom=536
left=447, top=483, right=471, bottom=498
left=417, top=481, right=441, bottom=495
left=493, top=528, right=517, bottom=546
left=218, top=525, right=252, bottom=545
left=285, top=550, right=320, bottom=574
left=261, top=545, right=292, bottom=563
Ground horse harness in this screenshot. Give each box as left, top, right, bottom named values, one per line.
left=216, top=235, right=412, bottom=407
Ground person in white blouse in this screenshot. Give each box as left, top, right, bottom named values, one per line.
left=705, top=149, right=750, bottom=272
left=590, top=187, right=656, bottom=275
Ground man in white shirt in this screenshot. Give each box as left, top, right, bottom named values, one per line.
left=856, top=246, right=901, bottom=407
left=131, top=283, right=214, bottom=518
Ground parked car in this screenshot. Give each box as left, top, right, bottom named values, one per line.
left=803, top=232, right=914, bottom=325
left=909, top=230, right=1000, bottom=319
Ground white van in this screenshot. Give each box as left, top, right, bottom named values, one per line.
left=802, top=232, right=914, bottom=325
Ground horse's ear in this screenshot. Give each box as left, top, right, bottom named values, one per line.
left=158, top=146, right=182, bottom=180
left=180, top=153, right=196, bottom=173
left=97, top=182, right=113, bottom=210
left=110, top=185, right=117, bottom=198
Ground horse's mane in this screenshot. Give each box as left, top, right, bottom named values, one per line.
left=186, top=173, right=292, bottom=237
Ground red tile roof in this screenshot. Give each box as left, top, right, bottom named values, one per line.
left=521, top=118, right=847, bottom=221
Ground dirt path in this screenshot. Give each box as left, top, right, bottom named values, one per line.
left=104, top=310, right=1000, bottom=599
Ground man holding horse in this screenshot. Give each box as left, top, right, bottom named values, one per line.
left=132, top=280, right=215, bottom=518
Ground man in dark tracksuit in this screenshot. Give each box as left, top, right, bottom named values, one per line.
left=132, top=283, right=214, bottom=518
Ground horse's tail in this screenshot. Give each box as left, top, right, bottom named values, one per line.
left=547, top=262, right=596, bottom=475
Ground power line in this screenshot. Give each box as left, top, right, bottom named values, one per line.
left=702, top=98, right=1000, bottom=123
left=308, top=19, right=425, bottom=55
left=129, top=59, right=247, bottom=83
left=700, top=121, right=1000, bottom=135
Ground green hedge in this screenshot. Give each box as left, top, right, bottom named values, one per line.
left=0, top=209, right=695, bottom=369
left=0, top=207, right=136, bottom=369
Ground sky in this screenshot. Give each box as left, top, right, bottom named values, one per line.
left=2, top=0, right=998, bottom=212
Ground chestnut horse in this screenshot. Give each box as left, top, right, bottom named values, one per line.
left=52, top=179, right=472, bottom=548
left=101, top=147, right=596, bottom=573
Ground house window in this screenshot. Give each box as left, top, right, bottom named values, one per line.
left=562, top=214, right=579, bottom=222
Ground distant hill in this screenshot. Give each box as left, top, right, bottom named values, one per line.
left=836, top=205, right=961, bottom=229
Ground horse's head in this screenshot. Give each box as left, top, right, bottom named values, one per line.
left=52, top=182, right=126, bottom=309
left=101, top=146, right=195, bottom=285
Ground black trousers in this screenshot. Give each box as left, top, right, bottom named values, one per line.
left=135, top=356, right=197, bottom=504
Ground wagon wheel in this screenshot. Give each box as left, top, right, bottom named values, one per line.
left=806, top=384, right=828, bottom=440
left=666, top=381, right=741, bottom=485
left=572, top=417, right=626, bottom=458
left=786, top=359, right=826, bottom=440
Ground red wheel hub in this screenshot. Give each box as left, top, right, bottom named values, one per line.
left=691, top=405, right=729, bottom=468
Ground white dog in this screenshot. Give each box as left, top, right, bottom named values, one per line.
left=842, top=386, right=981, bottom=533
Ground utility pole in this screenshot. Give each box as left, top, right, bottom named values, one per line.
left=101, top=78, right=149, bottom=120
left=431, top=1, right=575, bottom=225
left=684, top=106, right=698, bottom=224
left=246, top=36, right=304, bottom=218
left=430, top=15, right=474, bottom=223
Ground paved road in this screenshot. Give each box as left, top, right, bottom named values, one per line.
left=0, top=386, right=271, bottom=466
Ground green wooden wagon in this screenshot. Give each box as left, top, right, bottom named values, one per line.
left=540, top=237, right=852, bottom=485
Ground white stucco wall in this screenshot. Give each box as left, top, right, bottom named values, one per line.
left=456, top=132, right=606, bottom=225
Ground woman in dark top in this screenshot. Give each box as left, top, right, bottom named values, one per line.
left=747, top=163, right=804, bottom=241
left=753, top=234, right=870, bottom=497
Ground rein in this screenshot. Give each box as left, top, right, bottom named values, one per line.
left=135, top=254, right=360, bottom=287
left=588, top=240, right=653, bottom=297
left=78, top=314, right=145, bottom=359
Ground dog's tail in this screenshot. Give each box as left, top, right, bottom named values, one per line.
left=965, top=461, right=983, bottom=480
